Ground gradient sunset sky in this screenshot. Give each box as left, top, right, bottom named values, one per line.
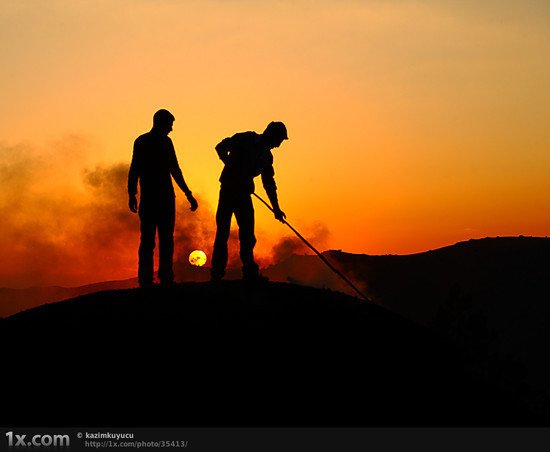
left=1, top=0, right=549, bottom=287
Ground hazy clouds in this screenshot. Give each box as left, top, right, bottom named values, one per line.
left=0, top=138, right=326, bottom=288
left=0, top=138, right=219, bottom=287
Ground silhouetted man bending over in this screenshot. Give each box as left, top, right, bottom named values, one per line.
left=128, top=109, right=198, bottom=288
left=211, top=121, right=288, bottom=281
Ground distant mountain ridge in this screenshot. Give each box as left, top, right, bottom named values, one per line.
left=264, top=236, right=550, bottom=398
left=266, top=236, right=550, bottom=316
left=0, top=278, right=138, bottom=317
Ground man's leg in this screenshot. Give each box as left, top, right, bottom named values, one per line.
left=234, top=193, right=260, bottom=279
left=211, top=189, right=233, bottom=280
left=138, top=204, right=156, bottom=287
left=158, top=198, right=176, bottom=285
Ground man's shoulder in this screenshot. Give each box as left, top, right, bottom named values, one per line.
left=134, top=132, right=150, bottom=145
left=135, top=132, right=172, bottom=146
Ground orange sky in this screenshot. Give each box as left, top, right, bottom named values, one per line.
left=1, top=1, right=549, bottom=287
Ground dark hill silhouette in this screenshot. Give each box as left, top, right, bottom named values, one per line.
left=264, top=237, right=550, bottom=402
left=1, top=281, right=542, bottom=427
left=264, top=237, right=550, bottom=322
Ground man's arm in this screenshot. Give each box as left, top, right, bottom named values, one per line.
left=215, top=137, right=232, bottom=164
left=261, top=164, right=286, bottom=223
left=128, top=138, right=141, bottom=213
left=168, top=139, right=198, bottom=211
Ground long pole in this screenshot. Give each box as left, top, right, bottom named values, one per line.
left=252, top=193, right=370, bottom=302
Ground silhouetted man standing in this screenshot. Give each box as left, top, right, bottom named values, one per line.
left=211, top=121, right=288, bottom=281
left=128, top=109, right=198, bottom=288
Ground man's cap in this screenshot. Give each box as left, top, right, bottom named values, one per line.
left=265, top=121, right=288, bottom=140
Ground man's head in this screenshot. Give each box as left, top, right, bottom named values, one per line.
left=262, top=121, right=288, bottom=149
left=153, top=109, right=175, bottom=135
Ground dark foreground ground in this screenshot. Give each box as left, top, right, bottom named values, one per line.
left=1, top=281, right=544, bottom=427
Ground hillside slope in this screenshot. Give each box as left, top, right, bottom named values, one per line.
left=265, top=237, right=550, bottom=396
left=2, top=281, right=539, bottom=427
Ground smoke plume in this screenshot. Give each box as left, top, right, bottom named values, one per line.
left=269, top=224, right=329, bottom=263
left=0, top=138, right=308, bottom=288
left=0, top=139, right=225, bottom=287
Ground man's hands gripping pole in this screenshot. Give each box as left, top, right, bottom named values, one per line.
left=273, top=207, right=286, bottom=223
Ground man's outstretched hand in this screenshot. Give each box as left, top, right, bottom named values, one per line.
left=129, top=195, right=138, bottom=213
left=274, top=208, right=286, bottom=223
left=187, top=193, right=199, bottom=212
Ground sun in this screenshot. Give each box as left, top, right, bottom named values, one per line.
left=189, top=250, right=207, bottom=267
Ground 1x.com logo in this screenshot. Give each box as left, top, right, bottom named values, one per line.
left=5, top=431, right=70, bottom=447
